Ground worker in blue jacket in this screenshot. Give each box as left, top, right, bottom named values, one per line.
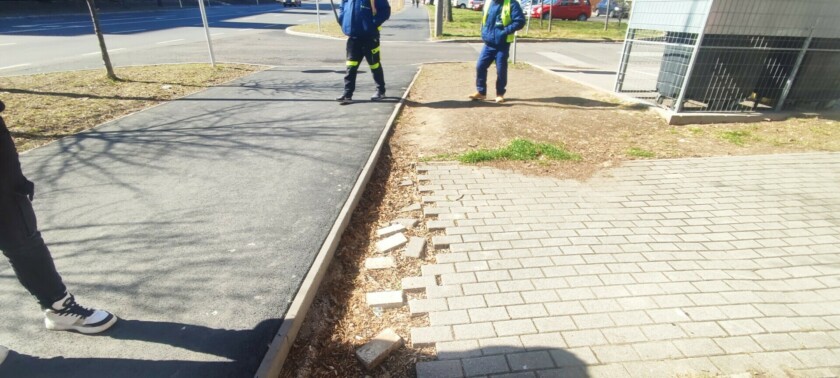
left=336, top=0, right=391, bottom=105
left=468, top=0, right=525, bottom=103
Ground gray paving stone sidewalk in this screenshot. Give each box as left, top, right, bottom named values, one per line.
left=409, top=152, right=840, bottom=377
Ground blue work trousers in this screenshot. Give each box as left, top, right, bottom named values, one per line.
left=476, top=42, right=511, bottom=96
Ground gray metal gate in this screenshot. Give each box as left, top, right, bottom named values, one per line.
left=615, top=0, right=840, bottom=113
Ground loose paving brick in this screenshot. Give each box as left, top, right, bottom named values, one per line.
left=376, top=233, right=408, bottom=253
left=376, top=223, right=406, bottom=238
left=394, top=218, right=420, bottom=228
left=366, top=291, right=404, bottom=309
left=355, top=328, right=404, bottom=369
left=364, top=256, right=396, bottom=270
left=408, top=154, right=840, bottom=376
left=402, top=237, right=427, bottom=259
left=399, top=203, right=422, bottom=213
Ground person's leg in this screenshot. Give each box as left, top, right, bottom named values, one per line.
left=494, top=42, right=511, bottom=98
left=0, top=109, right=116, bottom=334
left=473, top=44, right=496, bottom=98
left=341, top=37, right=364, bottom=102
left=363, top=36, right=386, bottom=99
left=0, top=119, right=66, bottom=310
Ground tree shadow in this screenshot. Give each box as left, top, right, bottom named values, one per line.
left=417, top=345, right=593, bottom=377
left=0, top=318, right=281, bottom=378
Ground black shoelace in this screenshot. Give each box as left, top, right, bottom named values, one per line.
left=56, top=295, right=94, bottom=318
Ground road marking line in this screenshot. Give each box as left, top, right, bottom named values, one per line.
left=0, top=43, right=17, bottom=47
left=237, top=28, right=253, bottom=32
left=0, top=63, right=30, bottom=70
left=156, top=39, right=185, bottom=44
left=81, top=48, right=126, bottom=56
left=112, top=29, right=148, bottom=34
left=211, top=33, right=226, bottom=36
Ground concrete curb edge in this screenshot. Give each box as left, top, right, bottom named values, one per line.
left=285, top=26, right=346, bottom=41
left=254, top=66, right=424, bottom=378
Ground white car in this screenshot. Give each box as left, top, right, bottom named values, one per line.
left=452, top=0, right=468, bottom=8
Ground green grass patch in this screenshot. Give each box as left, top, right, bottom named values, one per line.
left=428, top=6, right=627, bottom=41
left=457, top=139, right=580, bottom=163
left=627, top=147, right=655, bottom=158
left=719, top=130, right=751, bottom=146
left=688, top=127, right=704, bottom=135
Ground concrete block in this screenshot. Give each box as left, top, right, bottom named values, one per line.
left=416, top=360, right=464, bottom=378
left=399, top=203, right=422, bottom=213
left=367, top=291, right=404, bottom=309
left=365, top=256, right=396, bottom=270
left=432, top=235, right=462, bottom=250
left=393, top=218, right=419, bottom=228
left=401, top=276, right=435, bottom=291
left=355, top=328, right=404, bottom=370
left=411, top=326, right=454, bottom=346
left=376, top=233, right=408, bottom=253
left=403, top=237, right=427, bottom=259
left=428, top=220, right=455, bottom=230
left=376, top=224, right=406, bottom=238
left=400, top=180, right=413, bottom=186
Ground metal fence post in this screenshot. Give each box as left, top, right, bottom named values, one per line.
left=614, top=28, right=634, bottom=92
left=775, top=32, right=813, bottom=112
left=673, top=0, right=713, bottom=113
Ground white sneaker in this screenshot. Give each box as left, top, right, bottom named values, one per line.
left=44, top=293, right=117, bottom=334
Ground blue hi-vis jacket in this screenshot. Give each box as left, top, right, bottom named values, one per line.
left=481, top=0, right=525, bottom=47
left=339, top=0, right=391, bottom=38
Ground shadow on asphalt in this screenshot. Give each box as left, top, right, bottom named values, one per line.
left=0, top=318, right=280, bottom=378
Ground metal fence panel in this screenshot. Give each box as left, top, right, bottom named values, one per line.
left=616, top=0, right=840, bottom=113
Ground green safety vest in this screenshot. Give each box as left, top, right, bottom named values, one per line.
left=482, top=0, right=515, bottom=43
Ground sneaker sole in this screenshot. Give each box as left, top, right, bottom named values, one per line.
left=46, top=315, right=118, bottom=334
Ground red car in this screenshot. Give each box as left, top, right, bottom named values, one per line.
left=469, top=0, right=483, bottom=11
left=530, top=0, right=591, bottom=20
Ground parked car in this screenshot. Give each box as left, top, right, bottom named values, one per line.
left=593, top=0, right=629, bottom=18
left=452, top=0, right=468, bottom=8
left=283, top=0, right=301, bottom=7
left=468, top=0, right=483, bottom=11
left=530, top=0, right=591, bottom=21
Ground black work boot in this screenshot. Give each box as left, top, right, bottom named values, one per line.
left=336, top=94, right=353, bottom=105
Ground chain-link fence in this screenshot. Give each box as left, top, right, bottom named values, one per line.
left=615, top=0, right=840, bottom=113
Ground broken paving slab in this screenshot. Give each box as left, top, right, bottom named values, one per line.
left=399, top=203, right=422, bottom=213
left=365, top=256, right=396, bottom=270
left=356, top=328, right=404, bottom=370
left=399, top=180, right=413, bottom=187
left=376, top=223, right=406, bottom=238
left=376, top=233, right=408, bottom=253
left=393, top=218, right=419, bottom=228
left=366, top=291, right=405, bottom=309
left=403, top=237, right=427, bottom=259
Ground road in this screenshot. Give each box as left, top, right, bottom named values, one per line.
left=0, top=3, right=325, bottom=74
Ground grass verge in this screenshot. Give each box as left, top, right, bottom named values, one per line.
left=0, top=63, right=263, bottom=152
left=627, top=147, right=655, bottom=158
left=428, top=5, right=627, bottom=40
left=719, top=130, right=751, bottom=146
left=457, top=138, right=580, bottom=163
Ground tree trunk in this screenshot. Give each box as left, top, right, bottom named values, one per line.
left=446, top=0, right=453, bottom=22
left=85, top=0, right=117, bottom=80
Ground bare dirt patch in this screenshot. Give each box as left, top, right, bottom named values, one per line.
left=276, top=62, right=839, bottom=378
left=0, top=64, right=263, bottom=152
left=403, top=63, right=840, bottom=180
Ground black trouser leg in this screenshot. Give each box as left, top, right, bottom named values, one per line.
left=343, top=37, right=364, bottom=97
left=363, top=37, right=386, bottom=95
left=1, top=115, right=67, bottom=310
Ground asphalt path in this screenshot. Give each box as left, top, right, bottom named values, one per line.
left=0, top=4, right=475, bottom=377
